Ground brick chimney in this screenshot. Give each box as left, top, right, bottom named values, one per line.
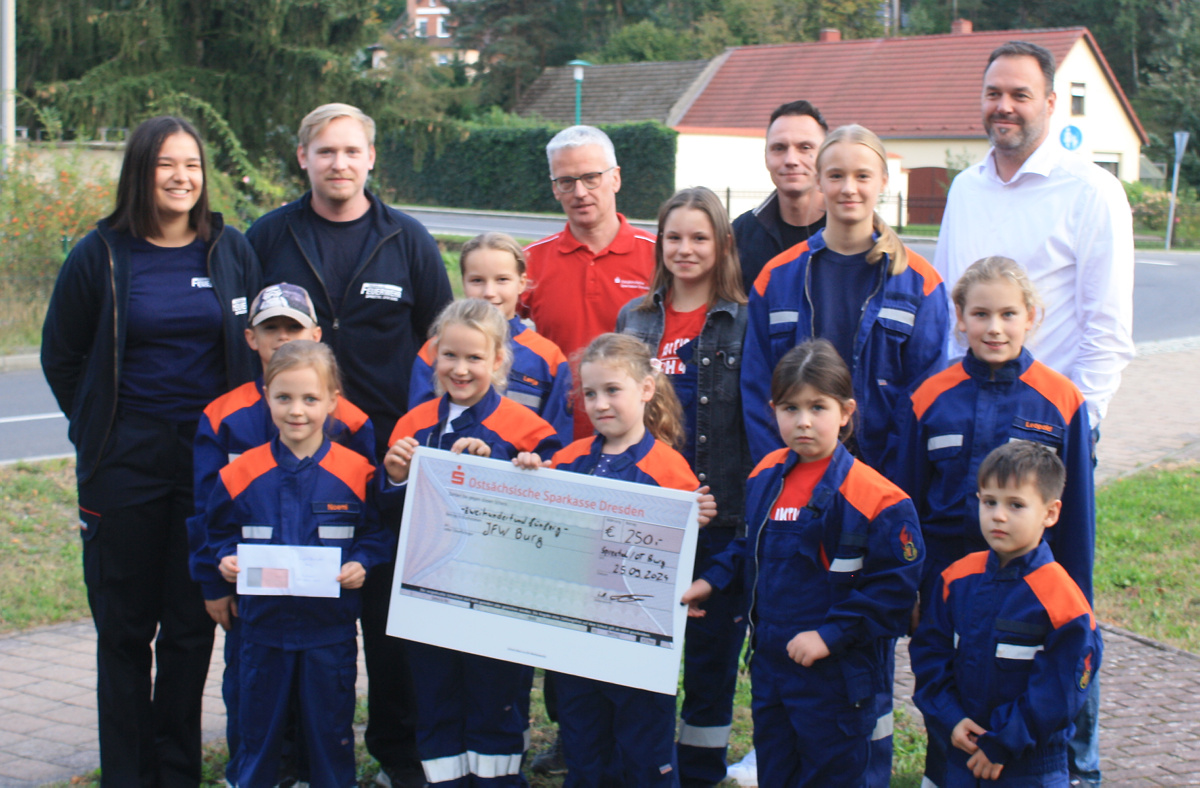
left=951, top=18, right=973, bottom=34
left=819, top=28, right=841, bottom=42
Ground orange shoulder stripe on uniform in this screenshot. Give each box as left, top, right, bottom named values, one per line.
left=319, top=444, right=374, bottom=502
left=219, top=443, right=276, bottom=500
left=513, top=329, right=568, bottom=369
left=417, top=338, right=436, bottom=366
left=483, top=398, right=558, bottom=451
left=333, top=396, right=369, bottom=433
left=904, top=249, right=943, bottom=297
left=1025, top=562, right=1095, bottom=630
left=551, top=437, right=596, bottom=468
left=839, top=460, right=911, bottom=520
left=389, top=399, right=442, bottom=445
left=1019, top=361, right=1086, bottom=423
left=910, top=363, right=971, bottom=421
left=753, top=241, right=811, bottom=297
left=204, top=381, right=261, bottom=433
left=941, top=551, right=990, bottom=601
left=749, top=448, right=791, bottom=479
left=637, top=442, right=701, bottom=492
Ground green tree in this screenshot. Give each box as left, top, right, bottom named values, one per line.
left=17, top=0, right=461, bottom=166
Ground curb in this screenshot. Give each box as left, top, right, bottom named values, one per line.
left=1099, top=621, right=1200, bottom=661
left=0, top=353, right=39, bottom=373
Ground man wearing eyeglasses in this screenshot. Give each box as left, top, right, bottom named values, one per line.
left=523, top=125, right=657, bottom=440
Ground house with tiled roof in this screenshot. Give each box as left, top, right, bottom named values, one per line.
left=673, top=22, right=1145, bottom=216
left=515, top=23, right=1145, bottom=221
left=515, top=60, right=716, bottom=125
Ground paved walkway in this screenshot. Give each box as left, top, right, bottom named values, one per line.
left=1, top=341, right=1199, bottom=787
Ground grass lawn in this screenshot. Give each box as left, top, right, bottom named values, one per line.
left=12, top=459, right=1198, bottom=786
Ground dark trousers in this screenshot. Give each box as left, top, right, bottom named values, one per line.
left=79, top=412, right=215, bottom=787
left=678, top=526, right=747, bottom=788
left=361, top=560, right=424, bottom=778
left=237, top=638, right=358, bottom=788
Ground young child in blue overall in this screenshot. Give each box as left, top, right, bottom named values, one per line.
left=384, top=298, right=562, bottom=787
left=888, top=256, right=1096, bottom=787
left=188, top=283, right=374, bottom=784
left=910, top=441, right=1101, bottom=787
left=206, top=340, right=392, bottom=788
left=513, top=332, right=717, bottom=788
left=683, top=339, right=923, bottom=786
left=740, top=124, right=947, bottom=471
left=615, top=187, right=753, bottom=787
left=409, top=232, right=572, bottom=446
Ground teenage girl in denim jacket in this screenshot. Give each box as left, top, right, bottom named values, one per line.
left=616, top=187, right=753, bottom=786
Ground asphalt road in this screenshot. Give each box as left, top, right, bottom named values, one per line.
left=4, top=210, right=1199, bottom=465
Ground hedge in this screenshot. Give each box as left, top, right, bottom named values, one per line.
left=375, top=121, right=677, bottom=221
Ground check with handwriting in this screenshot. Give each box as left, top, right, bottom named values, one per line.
left=385, top=447, right=700, bottom=694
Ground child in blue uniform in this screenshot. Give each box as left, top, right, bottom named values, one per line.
left=910, top=441, right=1101, bottom=787
left=615, top=187, right=752, bottom=786
left=683, top=339, right=923, bottom=786
left=410, top=232, right=572, bottom=446
left=888, top=256, right=1096, bottom=786
left=513, top=332, right=716, bottom=788
left=385, top=298, right=561, bottom=787
left=188, top=282, right=374, bottom=784
left=741, top=124, right=947, bottom=470
left=207, top=340, right=392, bottom=788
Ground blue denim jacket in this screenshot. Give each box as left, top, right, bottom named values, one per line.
left=616, top=289, right=752, bottom=534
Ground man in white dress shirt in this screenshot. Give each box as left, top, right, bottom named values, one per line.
left=934, top=40, right=1135, bottom=430
left=932, top=40, right=1133, bottom=788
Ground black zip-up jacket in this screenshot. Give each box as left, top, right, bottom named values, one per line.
left=247, top=191, right=453, bottom=460
left=41, top=216, right=261, bottom=486
left=616, top=289, right=753, bottom=534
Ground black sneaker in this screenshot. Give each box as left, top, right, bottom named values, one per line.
left=530, top=734, right=568, bottom=775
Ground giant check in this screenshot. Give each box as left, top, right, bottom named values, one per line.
left=385, top=447, right=700, bottom=694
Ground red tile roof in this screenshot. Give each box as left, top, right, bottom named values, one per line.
left=676, top=27, right=1146, bottom=144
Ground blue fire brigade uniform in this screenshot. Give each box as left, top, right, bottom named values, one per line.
left=741, top=230, right=947, bottom=468
left=703, top=443, right=923, bottom=786
left=889, top=349, right=1097, bottom=788
left=409, top=315, right=573, bottom=447
left=186, top=377, right=373, bottom=783
left=888, top=347, right=1095, bottom=606
left=386, top=386, right=560, bottom=787
left=206, top=437, right=391, bottom=788
left=910, top=544, right=1101, bottom=787
left=550, top=431, right=701, bottom=788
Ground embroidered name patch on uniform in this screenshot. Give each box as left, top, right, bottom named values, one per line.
left=360, top=282, right=404, bottom=301
left=191, top=277, right=213, bottom=288
left=231, top=297, right=248, bottom=315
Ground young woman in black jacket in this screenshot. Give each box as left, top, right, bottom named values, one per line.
left=41, top=116, right=259, bottom=786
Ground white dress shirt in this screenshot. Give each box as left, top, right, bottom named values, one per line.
left=933, top=136, right=1135, bottom=423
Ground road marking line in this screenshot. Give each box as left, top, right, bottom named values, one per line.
left=1135, top=259, right=1178, bottom=266
left=0, top=412, right=65, bottom=425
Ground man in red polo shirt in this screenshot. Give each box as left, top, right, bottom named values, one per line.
left=523, top=125, right=656, bottom=440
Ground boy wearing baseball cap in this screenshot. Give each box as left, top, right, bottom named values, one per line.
left=187, top=282, right=375, bottom=786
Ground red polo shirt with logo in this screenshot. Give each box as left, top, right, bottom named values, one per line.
left=522, top=214, right=656, bottom=361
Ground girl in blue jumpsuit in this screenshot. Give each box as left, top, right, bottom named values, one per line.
left=513, top=333, right=717, bottom=788
left=384, top=299, right=562, bottom=787
left=887, top=256, right=1096, bottom=787
left=615, top=187, right=753, bottom=787
left=207, top=340, right=392, bottom=788
left=409, top=233, right=573, bottom=446
left=683, top=340, right=923, bottom=786
left=741, top=124, right=947, bottom=471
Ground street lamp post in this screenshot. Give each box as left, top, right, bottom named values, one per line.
left=567, top=60, right=590, bottom=126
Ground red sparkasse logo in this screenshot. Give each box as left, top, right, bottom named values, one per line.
left=451, top=466, right=466, bottom=485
